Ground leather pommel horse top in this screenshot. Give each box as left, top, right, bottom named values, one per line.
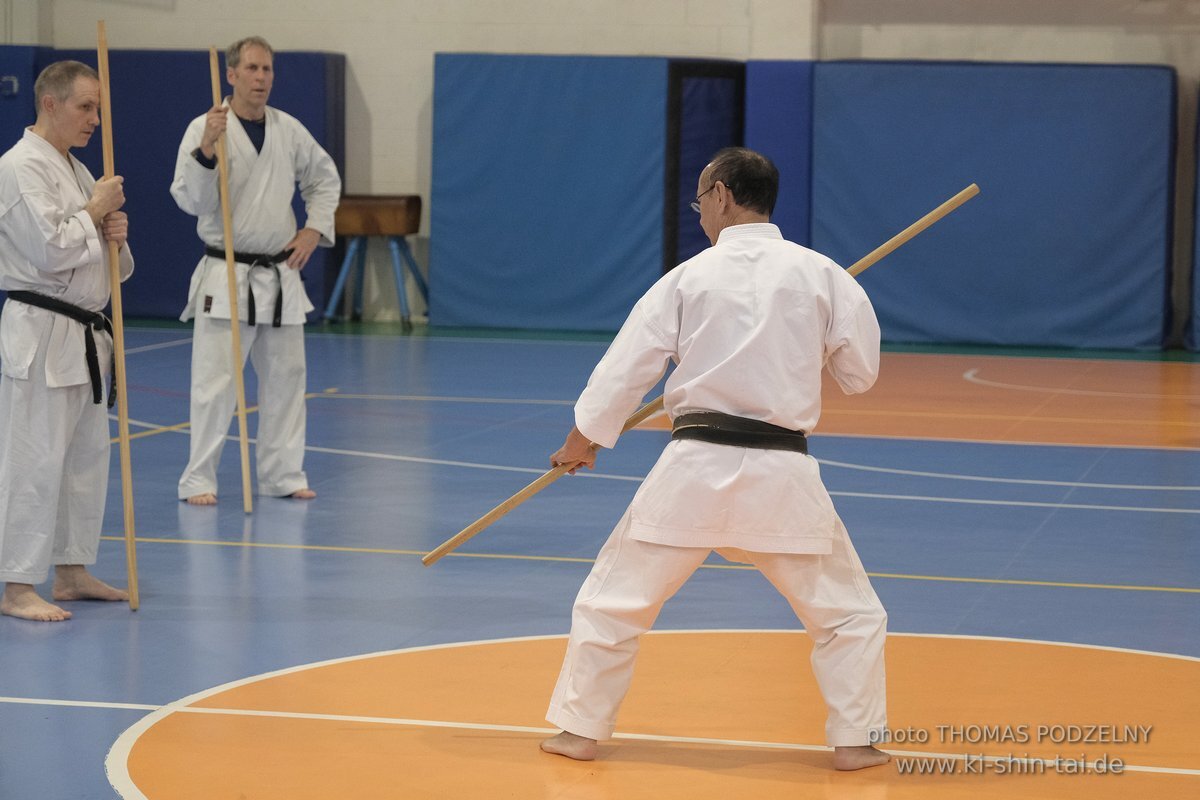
left=335, top=195, right=421, bottom=237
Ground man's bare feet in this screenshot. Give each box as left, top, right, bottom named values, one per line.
left=1, top=584, right=72, bottom=621
left=833, top=745, right=891, bottom=771
left=288, top=488, right=316, bottom=499
left=51, top=566, right=129, bottom=603
left=540, top=731, right=598, bottom=761
left=186, top=492, right=217, bottom=505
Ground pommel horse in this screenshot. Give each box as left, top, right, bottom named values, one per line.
left=324, top=195, right=428, bottom=332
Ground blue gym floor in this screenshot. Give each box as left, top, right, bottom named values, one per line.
left=1, top=325, right=1197, bottom=797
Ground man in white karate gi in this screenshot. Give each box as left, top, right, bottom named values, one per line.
left=0, top=61, right=133, bottom=622
left=541, top=148, right=891, bottom=770
left=173, top=36, right=340, bottom=505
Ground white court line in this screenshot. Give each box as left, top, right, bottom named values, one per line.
left=98, top=705, right=1200, bottom=777
left=97, top=630, right=1199, bottom=799
left=830, top=490, right=1200, bottom=515
left=817, top=459, right=1200, bottom=492
left=122, top=337, right=192, bottom=355
left=303, top=443, right=593, bottom=476
left=117, top=417, right=1200, bottom=514
left=123, top=417, right=177, bottom=431
left=963, top=367, right=1200, bottom=401
left=0, top=696, right=158, bottom=712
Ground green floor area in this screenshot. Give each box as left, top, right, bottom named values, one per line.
left=124, top=317, right=1200, bottom=361
left=127, top=317, right=618, bottom=342
left=880, top=341, right=1200, bottom=362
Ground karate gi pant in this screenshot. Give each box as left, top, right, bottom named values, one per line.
left=178, top=314, right=309, bottom=499
left=0, top=331, right=109, bottom=585
left=546, top=511, right=888, bottom=747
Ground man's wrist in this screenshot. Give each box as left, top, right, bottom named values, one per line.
left=191, top=147, right=218, bottom=169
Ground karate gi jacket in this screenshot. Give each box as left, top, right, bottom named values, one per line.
left=172, top=103, right=341, bottom=325
left=0, top=129, right=134, bottom=388
left=575, top=223, right=880, bottom=554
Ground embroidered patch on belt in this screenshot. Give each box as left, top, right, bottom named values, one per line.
left=204, top=295, right=213, bottom=313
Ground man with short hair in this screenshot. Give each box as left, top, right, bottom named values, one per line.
left=541, top=147, right=891, bottom=770
left=0, top=60, right=133, bottom=622
left=173, top=36, right=340, bottom=505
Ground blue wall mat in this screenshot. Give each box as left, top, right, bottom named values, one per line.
left=744, top=61, right=813, bottom=246
left=674, top=72, right=742, bottom=267
left=812, top=61, right=1175, bottom=349
left=0, top=46, right=48, bottom=311
left=0, top=47, right=43, bottom=147
left=6, top=47, right=344, bottom=320
left=431, top=54, right=667, bottom=331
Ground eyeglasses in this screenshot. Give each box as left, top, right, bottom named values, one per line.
left=690, top=184, right=716, bottom=213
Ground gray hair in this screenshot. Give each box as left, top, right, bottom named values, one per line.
left=703, top=147, right=780, bottom=216
left=227, top=36, right=274, bottom=68
left=33, top=61, right=98, bottom=112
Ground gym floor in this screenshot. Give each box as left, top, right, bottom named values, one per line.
left=1, top=325, right=1197, bottom=799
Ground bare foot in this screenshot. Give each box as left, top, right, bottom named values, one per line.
left=1, top=584, right=72, bottom=621
left=833, top=745, right=891, bottom=771
left=540, top=731, right=598, bottom=761
left=186, top=492, right=217, bottom=505
left=52, top=566, right=129, bottom=603
left=288, top=488, right=316, bottom=499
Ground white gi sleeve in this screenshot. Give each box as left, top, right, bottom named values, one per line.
left=292, top=126, right=341, bottom=246
left=0, top=162, right=102, bottom=274
left=824, top=271, right=881, bottom=395
left=111, top=241, right=135, bottom=282
left=574, top=297, right=675, bottom=449
left=170, top=117, right=220, bottom=218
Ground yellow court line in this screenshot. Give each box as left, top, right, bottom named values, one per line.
left=98, top=535, right=1200, bottom=594
left=111, top=394, right=328, bottom=444
left=866, top=571, right=1200, bottom=593
left=114, top=405, right=257, bottom=444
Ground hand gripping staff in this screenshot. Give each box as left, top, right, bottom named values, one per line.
left=96, top=21, right=139, bottom=609
left=422, top=183, right=980, bottom=566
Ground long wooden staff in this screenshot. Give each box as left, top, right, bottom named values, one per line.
left=422, top=398, right=664, bottom=566
left=209, top=47, right=254, bottom=514
left=96, top=21, right=139, bottom=610
left=423, top=183, right=980, bottom=566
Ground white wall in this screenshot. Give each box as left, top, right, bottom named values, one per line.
left=0, top=0, right=51, bottom=44
left=46, top=0, right=816, bottom=319
left=49, top=0, right=817, bottom=198
left=31, top=1, right=1197, bottom=335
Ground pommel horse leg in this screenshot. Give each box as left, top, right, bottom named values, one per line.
left=327, top=195, right=424, bottom=330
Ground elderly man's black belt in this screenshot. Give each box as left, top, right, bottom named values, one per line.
left=671, top=411, right=807, bottom=453
left=204, top=246, right=292, bottom=327
left=5, top=291, right=115, bottom=408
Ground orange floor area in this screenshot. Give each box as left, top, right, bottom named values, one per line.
left=642, top=353, right=1200, bottom=448
left=121, top=632, right=1199, bottom=799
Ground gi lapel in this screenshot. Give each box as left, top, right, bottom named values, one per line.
left=222, top=103, right=260, bottom=206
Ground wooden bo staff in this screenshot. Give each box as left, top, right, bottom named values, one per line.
left=422, top=397, right=664, bottom=566
left=96, top=21, right=139, bottom=610
left=209, top=46, right=254, bottom=514
left=422, top=183, right=981, bottom=567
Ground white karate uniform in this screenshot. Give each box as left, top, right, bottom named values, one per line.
left=171, top=103, right=340, bottom=499
left=547, top=223, right=889, bottom=747
left=0, top=128, right=134, bottom=584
